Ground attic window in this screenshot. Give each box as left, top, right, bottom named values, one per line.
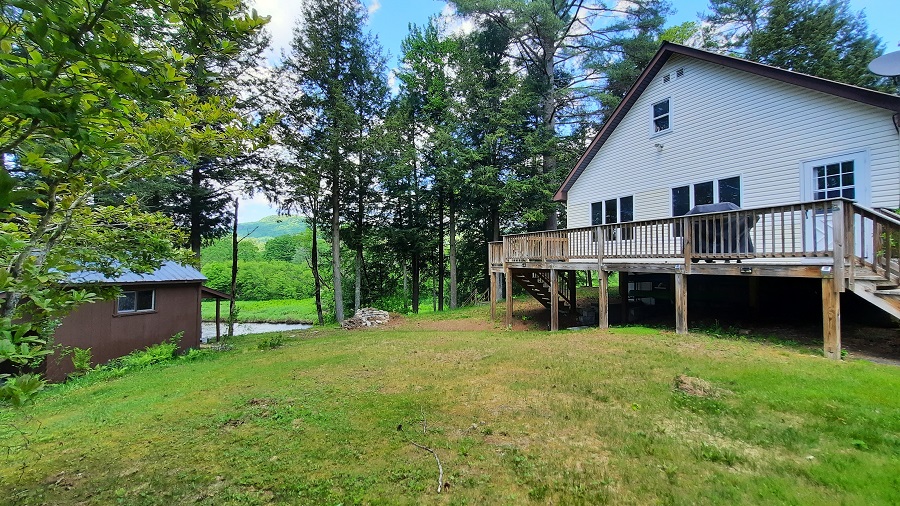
left=117, top=289, right=155, bottom=314
left=676, top=67, right=685, bottom=78
left=662, top=73, right=671, bottom=83
left=651, top=98, right=671, bottom=135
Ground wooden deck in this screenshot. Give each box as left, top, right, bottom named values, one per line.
left=488, top=198, right=900, bottom=359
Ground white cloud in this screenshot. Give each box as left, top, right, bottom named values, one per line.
left=251, top=0, right=305, bottom=62
left=368, top=0, right=381, bottom=16
left=437, top=3, right=475, bottom=37
left=387, top=68, right=399, bottom=94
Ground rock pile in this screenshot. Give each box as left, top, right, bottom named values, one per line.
left=341, top=308, right=390, bottom=330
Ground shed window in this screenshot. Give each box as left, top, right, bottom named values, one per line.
left=652, top=99, right=670, bottom=134
left=117, top=289, right=155, bottom=313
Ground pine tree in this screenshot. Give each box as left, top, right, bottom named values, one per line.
left=281, top=0, right=384, bottom=322
left=449, top=0, right=672, bottom=230
left=748, top=0, right=888, bottom=90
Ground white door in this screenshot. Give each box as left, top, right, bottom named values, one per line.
left=801, top=151, right=871, bottom=260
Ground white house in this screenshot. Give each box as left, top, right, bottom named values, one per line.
left=490, top=43, right=900, bottom=359
left=555, top=42, right=900, bottom=228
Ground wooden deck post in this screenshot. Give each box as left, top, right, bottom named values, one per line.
left=832, top=200, right=846, bottom=292
left=550, top=269, right=559, bottom=331
left=505, top=268, right=514, bottom=328
left=822, top=276, right=841, bottom=360
left=598, top=270, right=609, bottom=329
left=619, top=271, right=629, bottom=324
left=675, top=271, right=688, bottom=334
left=567, top=270, right=577, bottom=303
left=489, top=271, right=497, bottom=320
left=215, top=299, right=221, bottom=342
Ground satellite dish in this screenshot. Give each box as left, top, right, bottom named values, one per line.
left=868, top=50, right=900, bottom=77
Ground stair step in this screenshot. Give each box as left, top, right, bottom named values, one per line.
left=874, top=289, right=900, bottom=297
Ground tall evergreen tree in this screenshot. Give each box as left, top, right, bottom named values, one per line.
left=449, top=0, right=671, bottom=230
left=748, top=0, right=887, bottom=89
left=703, top=0, right=888, bottom=90
left=96, top=0, right=272, bottom=255
left=282, top=0, right=384, bottom=322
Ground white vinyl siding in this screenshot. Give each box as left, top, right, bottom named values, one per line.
left=566, top=54, right=900, bottom=226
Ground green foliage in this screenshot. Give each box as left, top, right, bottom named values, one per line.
left=201, top=261, right=314, bottom=301
left=748, top=0, right=888, bottom=90
left=71, top=347, right=93, bottom=376
left=263, top=234, right=302, bottom=262
left=256, top=332, right=286, bottom=350
left=237, top=215, right=307, bottom=241
left=0, top=373, right=46, bottom=407
left=704, top=0, right=890, bottom=91
left=0, top=0, right=272, bottom=403
left=200, top=236, right=261, bottom=263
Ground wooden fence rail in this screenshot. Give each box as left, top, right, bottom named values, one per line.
left=499, top=198, right=866, bottom=265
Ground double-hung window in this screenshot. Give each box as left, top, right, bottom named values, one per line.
left=651, top=98, right=671, bottom=135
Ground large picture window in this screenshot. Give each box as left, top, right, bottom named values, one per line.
left=117, top=289, right=155, bottom=314
left=672, top=176, right=741, bottom=216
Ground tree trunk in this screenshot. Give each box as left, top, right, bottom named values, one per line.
left=310, top=213, right=324, bottom=326
left=541, top=39, right=558, bottom=231
left=355, top=138, right=364, bottom=313
left=228, top=198, right=238, bottom=337
left=189, top=157, right=208, bottom=256
left=354, top=248, right=362, bottom=313
left=402, top=261, right=409, bottom=311
left=331, top=164, right=344, bottom=322
left=412, top=251, right=420, bottom=314
left=449, top=191, right=457, bottom=309
left=437, top=189, right=445, bottom=311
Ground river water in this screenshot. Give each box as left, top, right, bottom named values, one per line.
left=201, top=322, right=312, bottom=342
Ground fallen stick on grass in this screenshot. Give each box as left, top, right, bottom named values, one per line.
left=409, top=440, right=443, bottom=494
left=398, top=422, right=443, bottom=494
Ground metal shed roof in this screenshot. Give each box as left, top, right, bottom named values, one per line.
left=67, top=261, right=207, bottom=285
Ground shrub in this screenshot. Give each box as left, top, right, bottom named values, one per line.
left=257, top=333, right=286, bottom=350
left=71, top=347, right=93, bottom=376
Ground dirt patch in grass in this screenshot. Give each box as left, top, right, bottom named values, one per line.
left=674, top=375, right=730, bottom=398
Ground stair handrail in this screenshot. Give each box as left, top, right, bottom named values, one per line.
left=849, top=202, right=900, bottom=283
left=851, top=202, right=900, bottom=228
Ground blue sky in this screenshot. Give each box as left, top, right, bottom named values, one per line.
left=239, top=0, right=900, bottom=222
left=365, top=0, right=899, bottom=70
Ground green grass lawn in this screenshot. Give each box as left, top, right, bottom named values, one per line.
left=202, top=298, right=319, bottom=323
left=2, top=305, right=899, bottom=505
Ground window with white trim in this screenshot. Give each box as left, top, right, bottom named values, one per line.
left=117, top=289, right=155, bottom=314
left=651, top=98, right=671, bottom=135
left=592, top=196, right=634, bottom=239
left=671, top=176, right=742, bottom=216
left=812, top=160, right=855, bottom=200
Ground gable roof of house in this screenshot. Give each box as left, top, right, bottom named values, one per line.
left=553, top=42, right=900, bottom=202
left=67, top=261, right=206, bottom=285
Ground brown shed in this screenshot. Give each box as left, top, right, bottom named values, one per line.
left=45, top=262, right=220, bottom=382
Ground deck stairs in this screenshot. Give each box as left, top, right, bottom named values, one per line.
left=847, top=205, right=900, bottom=320
left=849, top=263, right=900, bottom=320
left=512, top=269, right=576, bottom=314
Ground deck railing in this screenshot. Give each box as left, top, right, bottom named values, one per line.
left=492, top=199, right=879, bottom=269
left=849, top=203, right=900, bottom=285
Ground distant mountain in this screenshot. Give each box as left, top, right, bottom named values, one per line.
left=237, top=215, right=307, bottom=240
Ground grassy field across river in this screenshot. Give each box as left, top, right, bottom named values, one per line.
left=2, top=304, right=898, bottom=505
left=201, top=298, right=319, bottom=323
